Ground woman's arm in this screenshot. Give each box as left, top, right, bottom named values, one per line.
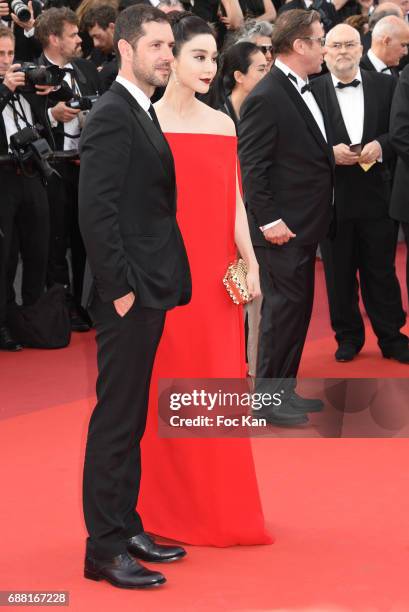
left=255, top=0, right=277, bottom=22
left=234, top=173, right=261, bottom=299
left=221, top=0, right=244, bottom=30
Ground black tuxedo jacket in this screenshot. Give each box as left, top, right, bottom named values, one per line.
left=360, top=54, right=400, bottom=78
left=390, top=64, right=409, bottom=222
left=238, top=66, right=334, bottom=247
left=78, top=81, right=192, bottom=309
left=312, top=69, right=396, bottom=219
left=12, top=0, right=42, bottom=62
left=37, top=53, right=100, bottom=150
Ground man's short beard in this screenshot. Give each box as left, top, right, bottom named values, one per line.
left=132, top=58, right=170, bottom=89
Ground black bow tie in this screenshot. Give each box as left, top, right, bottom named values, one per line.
left=381, top=66, right=391, bottom=73
left=301, top=82, right=312, bottom=94
left=336, top=79, right=360, bottom=89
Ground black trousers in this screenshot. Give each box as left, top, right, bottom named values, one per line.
left=0, top=170, right=49, bottom=326
left=402, top=222, right=409, bottom=305
left=83, top=292, right=166, bottom=560
left=320, top=217, right=407, bottom=353
left=255, top=243, right=317, bottom=393
left=47, top=163, right=86, bottom=305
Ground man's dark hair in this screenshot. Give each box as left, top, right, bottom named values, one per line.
left=83, top=5, right=118, bottom=32
left=35, top=7, right=78, bottom=48
left=271, top=9, right=321, bottom=55
left=0, top=24, right=15, bottom=43
left=114, top=4, right=169, bottom=66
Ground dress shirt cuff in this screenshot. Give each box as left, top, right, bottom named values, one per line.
left=374, top=140, right=382, bottom=163
left=260, top=219, right=282, bottom=232
left=24, top=27, right=34, bottom=38
left=48, top=107, right=58, bottom=127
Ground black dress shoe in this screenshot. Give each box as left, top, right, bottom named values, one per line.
left=127, top=532, right=186, bottom=563
left=382, top=346, right=409, bottom=364
left=84, top=552, right=166, bottom=589
left=0, top=326, right=23, bottom=351
left=288, top=391, right=324, bottom=413
left=70, top=307, right=91, bottom=332
left=335, top=343, right=359, bottom=362
left=252, top=404, right=309, bottom=427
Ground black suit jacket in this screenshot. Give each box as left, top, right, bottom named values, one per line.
left=278, top=0, right=339, bottom=32
left=37, top=53, right=100, bottom=150
left=12, top=0, right=42, bottom=62
left=238, top=66, right=334, bottom=247
left=78, top=81, right=192, bottom=309
left=312, top=69, right=396, bottom=219
left=389, top=64, right=409, bottom=222
left=360, top=53, right=400, bottom=78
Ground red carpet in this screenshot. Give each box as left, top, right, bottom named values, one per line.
left=1, top=245, right=408, bottom=610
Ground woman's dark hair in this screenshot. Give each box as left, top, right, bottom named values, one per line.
left=206, top=42, right=260, bottom=109
left=169, top=11, right=215, bottom=57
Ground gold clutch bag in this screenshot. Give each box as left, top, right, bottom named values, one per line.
left=223, top=258, right=250, bottom=305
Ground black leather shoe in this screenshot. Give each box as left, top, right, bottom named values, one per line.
left=0, top=326, right=22, bottom=351
left=127, top=532, right=186, bottom=563
left=70, top=307, right=91, bottom=332
left=252, top=404, right=309, bottom=427
left=335, top=343, right=359, bottom=362
left=84, top=552, right=166, bottom=589
left=288, top=391, right=324, bottom=413
left=382, top=346, right=409, bottom=364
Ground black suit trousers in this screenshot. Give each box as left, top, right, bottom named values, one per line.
left=255, top=243, right=317, bottom=392
left=83, top=293, right=165, bottom=559
left=320, top=217, right=407, bottom=352
left=401, top=222, right=409, bottom=304
left=0, top=170, right=48, bottom=325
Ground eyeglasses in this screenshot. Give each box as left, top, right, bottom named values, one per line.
left=299, top=36, right=326, bottom=47
left=257, top=45, right=273, bottom=55
left=326, top=41, right=361, bottom=49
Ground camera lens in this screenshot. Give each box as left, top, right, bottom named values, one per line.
left=10, top=0, right=31, bottom=22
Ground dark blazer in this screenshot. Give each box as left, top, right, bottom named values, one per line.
left=278, top=0, right=339, bottom=32
left=238, top=66, right=334, bottom=247
left=360, top=53, right=400, bottom=78
left=78, top=81, right=191, bottom=309
left=37, top=53, right=100, bottom=150
left=389, top=64, right=409, bottom=222
left=12, top=0, right=42, bottom=62
left=312, top=69, right=396, bottom=219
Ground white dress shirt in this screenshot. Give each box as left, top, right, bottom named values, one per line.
left=367, top=49, right=391, bottom=74
left=261, top=59, right=327, bottom=231
left=2, top=92, right=34, bottom=151
left=115, top=75, right=153, bottom=118
left=331, top=69, right=364, bottom=146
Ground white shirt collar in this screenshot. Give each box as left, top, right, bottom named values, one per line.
left=43, top=53, right=73, bottom=70
left=115, top=75, right=151, bottom=113
left=367, top=49, right=388, bottom=73
left=274, top=58, right=308, bottom=90
left=330, top=68, right=362, bottom=89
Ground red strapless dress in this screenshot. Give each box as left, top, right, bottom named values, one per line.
left=138, top=133, right=272, bottom=546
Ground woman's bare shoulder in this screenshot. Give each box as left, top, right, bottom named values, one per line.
left=196, top=101, right=236, bottom=136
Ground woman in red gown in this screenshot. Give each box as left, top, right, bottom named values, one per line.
left=138, top=13, right=272, bottom=546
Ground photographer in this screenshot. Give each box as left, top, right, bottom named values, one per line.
left=35, top=7, right=99, bottom=331
left=0, top=25, right=56, bottom=351
left=0, top=0, right=42, bottom=60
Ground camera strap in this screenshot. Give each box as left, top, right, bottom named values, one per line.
left=9, top=95, right=33, bottom=131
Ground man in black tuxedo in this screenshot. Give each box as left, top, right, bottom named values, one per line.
left=390, top=63, right=409, bottom=304
left=239, top=9, right=334, bottom=426
left=313, top=23, right=409, bottom=363
left=34, top=8, right=100, bottom=332
left=0, top=25, right=57, bottom=351
left=82, top=5, right=118, bottom=93
left=0, top=0, right=42, bottom=61
left=79, top=5, right=191, bottom=589
left=360, top=15, right=409, bottom=76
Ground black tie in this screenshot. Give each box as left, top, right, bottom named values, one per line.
left=148, top=103, right=161, bottom=132
left=336, top=79, right=360, bottom=89
left=301, top=82, right=312, bottom=94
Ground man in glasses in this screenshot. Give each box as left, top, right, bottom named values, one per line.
left=239, top=9, right=334, bottom=426
left=313, top=23, right=409, bottom=363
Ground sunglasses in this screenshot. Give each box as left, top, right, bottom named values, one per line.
left=257, top=45, right=273, bottom=55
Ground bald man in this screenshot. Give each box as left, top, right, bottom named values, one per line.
left=313, top=24, right=409, bottom=363
left=361, top=15, right=409, bottom=75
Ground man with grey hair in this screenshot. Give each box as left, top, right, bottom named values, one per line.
left=313, top=23, right=409, bottom=363
left=361, top=15, right=409, bottom=74
left=236, top=20, right=274, bottom=69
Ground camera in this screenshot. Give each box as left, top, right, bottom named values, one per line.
left=66, top=94, right=99, bottom=111
left=18, top=63, right=66, bottom=94
left=9, top=126, right=55, bottom=179
left=10, top=0, right=31, bottom=22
